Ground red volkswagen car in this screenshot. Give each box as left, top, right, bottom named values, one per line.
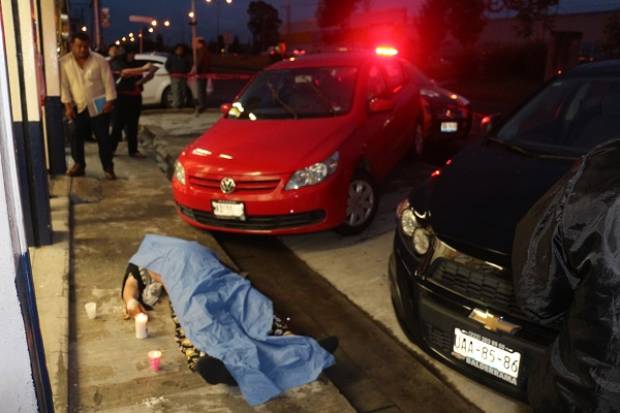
left=172, top=50, right=421, bottom=235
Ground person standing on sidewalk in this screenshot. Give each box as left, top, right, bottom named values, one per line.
left=60, top=32, right=117, bottom=179
left=109, top=46, right=154, bottom=158
left=193, top=38, right=211, bottom=113
left=165, top=44, right=192, bottom=109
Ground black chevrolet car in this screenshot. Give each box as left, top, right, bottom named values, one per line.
left=388, top=60, right=620, bottom=399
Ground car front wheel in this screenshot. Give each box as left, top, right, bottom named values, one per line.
left=337, top=173, right=378, bottom=235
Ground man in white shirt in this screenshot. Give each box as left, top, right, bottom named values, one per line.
left=60, top=33, right=117, bottom=179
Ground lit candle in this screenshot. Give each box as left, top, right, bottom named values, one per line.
left=135, top=313, right=148, bottom=339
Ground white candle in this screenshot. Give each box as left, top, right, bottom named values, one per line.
left=135, top=313, right=148, bottom=339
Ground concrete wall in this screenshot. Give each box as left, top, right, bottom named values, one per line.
left=0, top=5, right=39, bottom=410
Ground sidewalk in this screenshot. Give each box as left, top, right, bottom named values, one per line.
left=30, top=127, right=354, bottom=412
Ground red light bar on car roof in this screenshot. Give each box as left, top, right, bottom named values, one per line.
left=375, top=46, right=398, bottom=57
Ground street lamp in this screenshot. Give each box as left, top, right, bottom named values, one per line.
left=122, top=36, right=127, bottom=42
left=151, top=19, right=158, bottom=27
left=148, top=27, right=154, bottom=33
left=164, top=20, right=171, bottom=27
left=80, top=25, right=87, bottom=32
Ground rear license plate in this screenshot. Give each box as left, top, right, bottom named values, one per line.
left=441, top=122, right=458, bottom=132
left=452, top=328, right=521, bottom=385
left=212, top=201, right=245, bottom=220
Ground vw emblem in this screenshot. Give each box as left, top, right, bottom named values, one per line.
left=220, top=177, right=236, bottom=194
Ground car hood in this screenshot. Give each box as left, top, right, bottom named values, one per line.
left=183, top=117, right=354, bottom=175
left=409, top=140, right=574, bottom=267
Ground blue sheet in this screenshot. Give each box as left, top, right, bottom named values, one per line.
left=129, top=235, right=335, bottom=405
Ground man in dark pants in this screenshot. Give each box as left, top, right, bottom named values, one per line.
left=193, top=38, right=210, bottom=113
left=60, top=32, right=117, bottom=179
left=110, top=46, right=153, bottom=158
left=165, top=44, right=192, bottom=108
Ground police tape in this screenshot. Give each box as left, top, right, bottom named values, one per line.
left=169, top=72, right=254, bottom=81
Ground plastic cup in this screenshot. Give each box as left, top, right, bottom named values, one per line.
left=84, top=302, right=97, bottom=319
left=148, top=350, right=162, bottom=372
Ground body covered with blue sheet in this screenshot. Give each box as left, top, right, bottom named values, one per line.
left=129, top=235, right=335, bottom=405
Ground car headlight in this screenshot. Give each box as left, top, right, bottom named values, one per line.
left=400, top=208, right=417, bottom=237
left=396, top=199, right=432, bottom=255
left=285, top=151, right=339, bottom=190
left=413, top=228, right=431, bottom=255
left=174, top=160, right=186, bottom=186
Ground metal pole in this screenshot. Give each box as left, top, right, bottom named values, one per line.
left=191, top=0, right=197, bottom=69
left=216, top=1, right=221, bottom=39
left=286, top=0, right=292, bottom=37
left=92, top=0, right=101, bottom=50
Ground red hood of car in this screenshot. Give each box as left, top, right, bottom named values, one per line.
left=182, top=117, right=354, bottom=175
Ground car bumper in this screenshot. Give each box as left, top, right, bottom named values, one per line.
left=172, top=172, right=348, bottom=235
left=389, top=229, right=553, bottom=400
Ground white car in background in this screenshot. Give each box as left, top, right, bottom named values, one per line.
left=134, top=53, right=195, bottom=107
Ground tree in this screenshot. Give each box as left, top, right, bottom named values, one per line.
left=500, top=0, right=559, bottom=38
left=415, top=0, right=449, bottom=58
left=247, top=1, right=282, bottom=53
left=230, top=36, right=243, bottom=54
left=447, top=0, right=487, bottom=48
left=316, top=0, right=363, bottom=28
left=415, top=0, right=487, bottom=51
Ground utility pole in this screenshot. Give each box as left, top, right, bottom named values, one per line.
left=190, top=0, right=198, bottom=69
left=286, top=0, right=292, bottom=37
left=92, top=0, right=102, bottom=50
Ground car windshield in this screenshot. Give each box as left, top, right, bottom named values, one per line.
left=495, top=77, right=620, bottom=155
left=228, top=66, right=358, bottom=120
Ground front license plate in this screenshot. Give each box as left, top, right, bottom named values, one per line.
left=452, top=328, right=521, bottom=385
left=212, top=201, right=245, bottom=220
left=441, top=122, right=459, bottom=132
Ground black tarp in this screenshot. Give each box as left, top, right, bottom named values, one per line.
left=513, top=139, right=620, bottom=413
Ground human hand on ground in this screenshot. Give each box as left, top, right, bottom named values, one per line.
left=124, top=298, right=146, bottom=320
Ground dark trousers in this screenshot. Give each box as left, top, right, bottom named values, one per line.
left=71, top=110, right=113, bottom=171
left=196, top=77, right=208, bottom=110
left=111, top=94, right=142, bottom=155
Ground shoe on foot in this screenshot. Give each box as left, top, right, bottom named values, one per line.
left=129, top=151, right=146, bottom=159
left=103, top=168, right=117, bottom=180
left=318, top=336, right=339, bottom=354
left=194, top=355, right=237, bottom=386
left=66, top=164, right=85, bottom=177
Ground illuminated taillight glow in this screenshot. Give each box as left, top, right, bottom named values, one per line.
left=376, top=46, right=398, bottom=57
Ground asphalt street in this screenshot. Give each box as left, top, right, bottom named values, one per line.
left=142, top=104, right=532, bottom=413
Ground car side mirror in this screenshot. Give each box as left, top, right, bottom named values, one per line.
left=220, top=103, right=232, bottom=115
left=368, top=97, right=394, bottom=114
left=481, top=113, right=501, bottom=134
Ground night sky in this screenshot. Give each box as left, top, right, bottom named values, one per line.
left=74, top=0, right=620, bottom=46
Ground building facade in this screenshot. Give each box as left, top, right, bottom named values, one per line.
left=0, top=0, right=70, bottom=410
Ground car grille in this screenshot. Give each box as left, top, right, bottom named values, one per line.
left=427, top=258, right=526, bottom=319
left=178, top=205, right=326, bottom=230
left=189, top=176, right=281, bottom=194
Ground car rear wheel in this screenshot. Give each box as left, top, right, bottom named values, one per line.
left=337, top=173, right=378, bottom=235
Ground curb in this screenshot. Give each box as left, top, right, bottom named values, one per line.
left=30, top=177, right=72, bottom=412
